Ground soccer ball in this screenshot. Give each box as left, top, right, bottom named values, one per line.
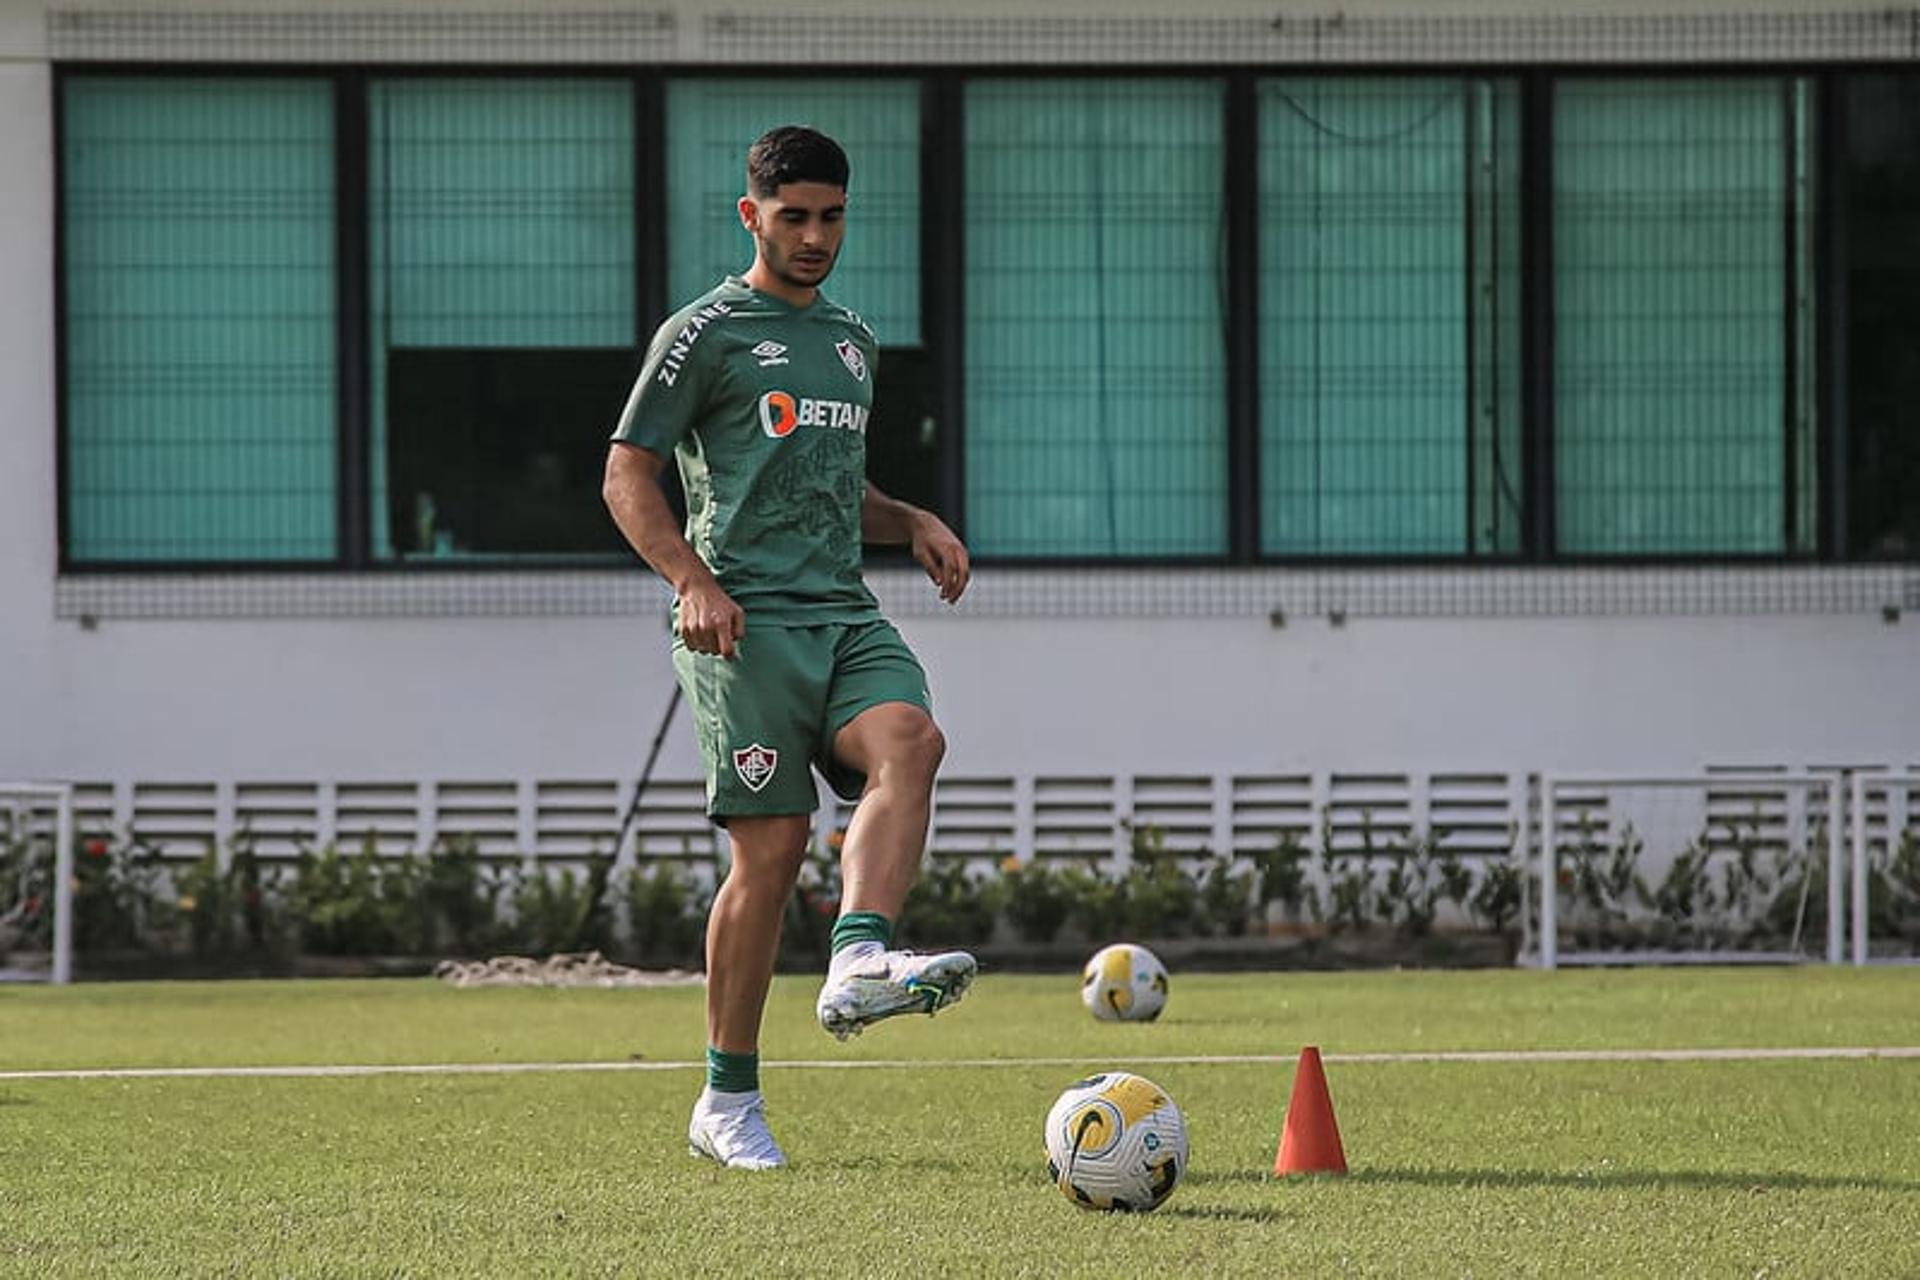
left=1043, top=1071, right=1188, bottom=1212
left=1081, top=943, right=1168, bottom=1022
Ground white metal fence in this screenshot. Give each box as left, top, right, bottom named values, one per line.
left=0, top=784, right=75, bottom=984
left=1534, top=773, right=1848, bottom=969
left=8, top=767, right=1917, bottom=973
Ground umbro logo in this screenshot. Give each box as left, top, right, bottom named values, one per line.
left=751, top=340, right=789, bottom=367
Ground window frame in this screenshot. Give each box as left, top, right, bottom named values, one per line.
left=53, top=62, right=1878, bottom=574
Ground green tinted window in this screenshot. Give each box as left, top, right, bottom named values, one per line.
left=64, top=77, right=336, bottom=562
left=965, top=79, right=1226, bottom=558
left=368, top=79, right=635, bottom=559
left=1260, top=78, right=1522, bottom=556
left=1555, top=79, right=1815, bottom=555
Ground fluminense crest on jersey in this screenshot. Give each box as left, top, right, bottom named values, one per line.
left=835, top=339, right=867, bottom=382
left=732, top=743, right=778, bottom=792
left=751, top=340, right=789, bottom=367
left=757, top=390, right=870, bottom=439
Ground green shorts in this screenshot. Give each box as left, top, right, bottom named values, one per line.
left=672, top=618, right=932, bottom=821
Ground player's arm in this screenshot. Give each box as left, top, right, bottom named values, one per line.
left=603, top=443, right=744, bottom=658
left=606, top=317, right=744, bottom=658
left=863, top=482, right=970, bottom=604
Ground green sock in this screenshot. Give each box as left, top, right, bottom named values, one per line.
left=831, top=911, right=892, bottom=955
left=706, top=1047, right=759, bottom=1094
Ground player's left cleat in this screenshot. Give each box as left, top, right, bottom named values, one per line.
left=815, top=948, right=977, bottom=1041
left=687, top=1090, right=787, bottom=1171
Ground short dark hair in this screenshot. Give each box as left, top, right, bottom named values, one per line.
left=746, top=126, right=849, bottom=198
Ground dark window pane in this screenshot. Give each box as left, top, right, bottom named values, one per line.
left=1843, top=75, right=1920, bottom=560
left=386, top=348, right=635, bottom=558
left=864, top=348, right=940, bottom=553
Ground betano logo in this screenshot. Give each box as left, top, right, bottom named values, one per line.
left=757, top=390, right=869, bottom=440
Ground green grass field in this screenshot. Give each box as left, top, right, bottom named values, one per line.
left=3, top=968, right=1917, bottom=1277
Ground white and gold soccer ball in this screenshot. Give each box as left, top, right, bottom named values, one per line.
left=1081, top=943, right=1169, bottom=1022
left=1043, top=1071, right=1188, bottom=1212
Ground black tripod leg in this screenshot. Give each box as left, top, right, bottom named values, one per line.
left=613, top=681, right=684, bottom=862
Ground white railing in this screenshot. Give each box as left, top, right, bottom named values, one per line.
left=1851, top=771, right=1918, bottom=966
left=1536, top=771, right=1881, bottom=971
left=0, top=783, right=75, bottom=985
left=13, top=767, right=1917, bottom=975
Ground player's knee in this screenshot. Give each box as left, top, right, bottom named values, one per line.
left=899, top=719, right=945, bottom=779
left=724, top=820, right=811, bottom=884
left=720, top=852, right=804, bottom=904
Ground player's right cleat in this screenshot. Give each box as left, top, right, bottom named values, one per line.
left=815, top=948, right=977, bottom=1041
left=687, top=1090, right=787, bottom=1171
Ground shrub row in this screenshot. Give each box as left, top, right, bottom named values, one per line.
left=4, top=816, right=1914, bottom=969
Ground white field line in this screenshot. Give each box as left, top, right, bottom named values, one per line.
left=1, top=1046, right=1918, bottom=1083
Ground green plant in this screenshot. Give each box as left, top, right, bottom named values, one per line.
left=1197, top=851, right=1254, bottom=937
left=1324, top=858, right=1373, bottom=932
left=506, top=853, right=616, bottom=956
left=419, top=837, right=509, bottom=957
left=898, top=856, right=1000, bottom=948
left=779, top=835, right=842, bottom=967
left=75, top=834, right=169, bottom=952
left=1560, top=816, right=1645, bottom=947
left=1118, top=859, right=1200, bottom=938
left=1867, top=826, right=1920, bottom=942
left=1373, top=834, right=1472, bottom=939
left=997, top=857, right=1073, bottom=944
left=1319, top=816, right=1381, bottom=934
left=1761, top=831, right=1829, bottom=949
left=1636, top=839, right=1719, bottom=946
left=1468, top=857, right=1524, bottom=936
left=1110, top=824, right=1209, bottom=938
left=1248, top=831, right=1316, bottom=923
left=287, top=837, right=426, bottom=956
left=624, top=861, right=708, bottom=965
left=1712, top=813, right=1779, bottom=944
left=1061, top=860, right=1127, bottom=944
left=169, top=835, right=283, bottom=957
left=0, top=826, right=53, bottom=952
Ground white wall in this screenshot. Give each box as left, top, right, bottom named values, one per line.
left=9, top=604, right=1917, bottom=791
left=0, top=2, right=56, bottom=782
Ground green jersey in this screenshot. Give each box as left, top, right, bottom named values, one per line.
left=614, top=276, right=881, bottom=624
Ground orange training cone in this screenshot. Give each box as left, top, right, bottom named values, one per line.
left=1274, top=1045, right=1348, bottom=1176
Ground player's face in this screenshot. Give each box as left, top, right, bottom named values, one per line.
left=740, top=181, right=846, bottom=291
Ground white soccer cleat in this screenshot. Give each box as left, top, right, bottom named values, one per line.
left=687, top=1091, right=787, bottom=1171
left=815, top=948, right=977, bottom=1041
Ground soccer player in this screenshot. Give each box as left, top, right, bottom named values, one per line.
left=603, top=126, right=977, bottom=1171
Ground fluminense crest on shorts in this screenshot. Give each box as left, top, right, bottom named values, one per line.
left=732, top=743, right=779, bottom=792
left=835, top=338, right=867, bottom=382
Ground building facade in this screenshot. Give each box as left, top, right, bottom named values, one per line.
left=2, top=0, right=1916, bottom=870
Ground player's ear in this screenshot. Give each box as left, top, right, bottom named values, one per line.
left=737, top=194, right=759, bottom=232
